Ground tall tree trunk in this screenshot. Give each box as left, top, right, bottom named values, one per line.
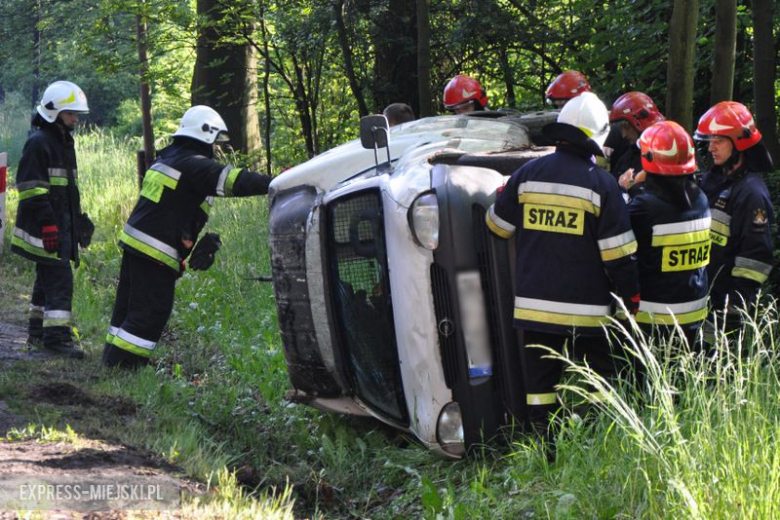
left=193, top=0, right=261, bottom=157
left=334, top=0, right=369, bottom=117
left=31, top=0, right=40, bottom=110
left=259, top=15, right=273, bottom=175
left=710, top=0, right=737, bottom=104
left=372, top=0, right=418, bottom=115
left=416, top=0, right=432, bottom=117
left=666, top=0, right=699, bottom=130
left=752, top=0, right=779, bottom=163
left=500, top=49, right=516, bottom=109
left=136, top=13, right=155, bottom=170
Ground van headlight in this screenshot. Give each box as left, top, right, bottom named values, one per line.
left=408, top=191, right=439, bottom=250
left=437, top=401, right=465, bottom=456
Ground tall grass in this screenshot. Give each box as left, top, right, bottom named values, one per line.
left=3, top=123, right=780, bottom=517
left=550, top=302, right=780, bottom=518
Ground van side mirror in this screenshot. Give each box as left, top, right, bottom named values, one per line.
left=360, top=115, right=392, bottom=168
left=360, top=115, right=389, bottom=149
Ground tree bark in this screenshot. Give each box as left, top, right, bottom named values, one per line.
left=334, top=0, right=369, bottom=117
left=710, top=0, right=737, bottom=104
left=666, top=0, right=699, bottom=131
left=416, top=0, right=432, bottom=117
left=372, top=0, right=418, bottom=115
left=752, top=0, right=779, bottom=163
left=136, top=13, right=155, bottom=170
left=192, top=0, right=261, bottom=158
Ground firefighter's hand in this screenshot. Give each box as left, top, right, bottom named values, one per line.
left=41, top=225, right=60, bottom=253
left=78, top=212, right=95, bottom=248
left=189, top=233, right=222, bottom=271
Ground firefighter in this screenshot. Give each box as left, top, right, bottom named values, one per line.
left=486, top=92, right=639, bottom=456
left=609, top=92, right=665, bottom=183
left=443, top=74, right=488, bottom=115
left=102, top=105, right=273, bottom=369
left=11, top=81, right=93, bottom=358
left=383, top=103, right=415, bottom=127
left=693, top=101, right=774, bottom=331
left=628, top=121, right=710, bottom=346
left=544, top=70, right=591, bottom=109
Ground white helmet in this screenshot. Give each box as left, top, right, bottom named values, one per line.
left=37, top=81, right=89, bottom=123
left=542, top=91, right=610, bottom=156
left=173, top=105, right=229, bottom=144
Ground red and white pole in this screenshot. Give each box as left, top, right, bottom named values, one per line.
left=0, top=152, right=6, bottom=250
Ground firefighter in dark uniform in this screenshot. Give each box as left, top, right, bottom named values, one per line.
left=443, top=74, right=489, bottom=115
left=486, top=92, right=639, bottom=454
left=102, top=105, right=273, bottom=369
left=628, top=121, right=710, bottom=346
left=544, top=70, right=591, bottom=109
left=609, top=92, right=665, bottom=184
left=11, top=81, right=94, bottom=358
left=693, top=102, right=775, bottom=332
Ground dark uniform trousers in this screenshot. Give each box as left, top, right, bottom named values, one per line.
left=29, top=262, right=74, bottom=347
left=522, top=330, right=624, bottom=427
left=102, top=252, right=176, bottom=368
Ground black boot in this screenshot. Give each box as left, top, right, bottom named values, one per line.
left=102, top=343, right=149, bottom=370
left=530, top=419, right=557, bottom=463
left=43, top=326, right=84, bottom=359
left=27, top=316, right=44, bottom=347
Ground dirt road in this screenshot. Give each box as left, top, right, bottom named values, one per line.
left=0, top=322, right=201, bottom=519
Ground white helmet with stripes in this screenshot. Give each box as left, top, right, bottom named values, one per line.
left=37, top=81, right=90, bottom=123
left=173, top=105, right=230, bottom=144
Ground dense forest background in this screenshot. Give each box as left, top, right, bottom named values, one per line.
left=0, top=0, right=778, bottom=173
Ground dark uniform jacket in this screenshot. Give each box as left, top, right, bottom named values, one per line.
left=700, top=166, right=774, bottom=310
left=628, top=181, right=710, bottom=331
left=120, top=139, right=272, bottom=272
left=612, top=145, right=643, bottom=182
left=487, top=145, right=639, bottom=336
left=12, top=123, right=82, bottom=265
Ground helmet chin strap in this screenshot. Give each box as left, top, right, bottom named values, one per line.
left=722, top=146, right=741, bottom=173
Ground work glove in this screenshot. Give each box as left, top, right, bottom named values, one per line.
left=78, top=212, right=95, bottom=248
left=41, top=225, right=60, bottom=253
left=189, top=233, right=222, bottom=271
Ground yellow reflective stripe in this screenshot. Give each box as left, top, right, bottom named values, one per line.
left=599, top=230, right=637, bottom=261
left=49, top=177, right=69, bottom=186
left=517, top=181, right=601, bottom=215
left=143, top=169, right=178, bottom=189
left=224, top=168, right=241, bottom=196
left=636, top=307, right=708, bottom=325
left=200, top=196, right=215, bottom=215
left=19, top=187, right=50, bottom=200
left=11, top=229, right=58, bottom=259
left=652, top=229, right=710, bottom=247
left=486, top=208, right=514, bottom=238
left=710, top=220, right=729, bottom=236
left=108, top=334, right=153, bottom=358
left=515, top=308, right=611, bottom=327
left=732, top=267, right=768, bottom=284
left=519, top=192, right=600, bottom=216
left=600, top=240, right=637, bottom=261
left=527, top=393, right=558, bottom=405
left=119, top=231, right=180, bottom=271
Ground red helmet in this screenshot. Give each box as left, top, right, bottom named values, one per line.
left=443, top=75, right=488, bottom=111
left=638, top=121, right=697, bottom=175
left=545, top=71, right=591, bottom=102
left=694, top=101, right=762, bottom=151
left=609, top=92, right=665, bottom=132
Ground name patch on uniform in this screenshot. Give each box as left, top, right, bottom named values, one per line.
left=523, top=204, right=584, bottom=235
left=662, top=241, right=710, bottom=271
left=710, top=233, right=727, bottom=247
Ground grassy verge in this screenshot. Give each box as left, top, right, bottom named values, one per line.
left=2, top=118, right=780, bottom=518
